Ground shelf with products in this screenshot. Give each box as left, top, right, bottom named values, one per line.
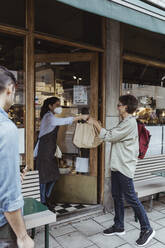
left=123, top=85, right=165, bottom=126
left=8, top=104, right=25, bottom=128
left=58, top=152, right=90, bottom=176
left=136, top=108, right=165, bottom=126
left=36, top=91, right=55, bottom=95
left=133, top=95, right=165, bottom=126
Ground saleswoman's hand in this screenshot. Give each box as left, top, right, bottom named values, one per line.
left=74, top=114, right=89, bottom=122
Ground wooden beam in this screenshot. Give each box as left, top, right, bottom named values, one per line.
left=123, top=53, right=165, bottom=69
left=35, top=52, right=94, bottom=63
left=25, top=0, right=35, bottom=170
left=35, top=33, right=104, bottom=53
left=0, top=24, right=27, bottom=36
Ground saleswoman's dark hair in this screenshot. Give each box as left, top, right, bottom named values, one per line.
left=40, top=97, right=60, bottom=119
left=0, top=66, right=16, bottom=92
left=119, top=94, right=138, bottom=114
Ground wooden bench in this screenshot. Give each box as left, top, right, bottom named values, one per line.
left=134, top=155, right=165, bottom=212
left=22, top=170, right=57, bottom=248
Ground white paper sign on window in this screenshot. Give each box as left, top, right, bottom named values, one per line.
left=73, top=85, right=88, bottom=105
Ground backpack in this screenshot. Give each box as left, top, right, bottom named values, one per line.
left=137, top=120, right=151, bottom=159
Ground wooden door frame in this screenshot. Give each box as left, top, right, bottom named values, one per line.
left=35, top=52, right=99, bottom=177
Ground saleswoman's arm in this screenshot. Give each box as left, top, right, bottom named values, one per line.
left=49, top=113, right=89, bottom=126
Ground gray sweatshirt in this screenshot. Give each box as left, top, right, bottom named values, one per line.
left=99, top=116, right=139, bottom=178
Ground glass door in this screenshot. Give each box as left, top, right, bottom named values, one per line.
left=35, top=52, right=98, bottom=204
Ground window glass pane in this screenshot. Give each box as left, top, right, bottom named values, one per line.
left=0, top=33, right=25, bottom=166
left=0, top=0, right=25, bottom=28
left=35, top=0, right=102, bottom=47
left=123, top=61, right=165, bottom=157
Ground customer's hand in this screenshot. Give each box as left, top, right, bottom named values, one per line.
left=17, top=233, right=34, bottom=248
left=87, top=117, right=102, bottom=132
left=87, top=117, right=97, bottom=125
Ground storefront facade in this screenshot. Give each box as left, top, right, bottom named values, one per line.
left=0, top=0, right=105, bottom=206
left=1, top=0, right=165, bottom=211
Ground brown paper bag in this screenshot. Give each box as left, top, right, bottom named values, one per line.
left=73, top=123, right=102, bottom=148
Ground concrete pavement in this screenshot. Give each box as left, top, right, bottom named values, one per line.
left=34, top=197, right=165, bottom=248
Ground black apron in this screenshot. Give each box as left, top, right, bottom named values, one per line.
left=36, top=127, right=60, bottom=184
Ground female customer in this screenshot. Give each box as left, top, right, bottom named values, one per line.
left=88, top=94, right=155, bottom=247
left=34, top=97, right=88, bottom=211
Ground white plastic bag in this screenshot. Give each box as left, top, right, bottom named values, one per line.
left=54, top=145, right=62, bottom=158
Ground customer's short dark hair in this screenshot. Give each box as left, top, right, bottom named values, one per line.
left=0, top=66, right=16, bottom=93
left=119, top=94, right=138, bottom=114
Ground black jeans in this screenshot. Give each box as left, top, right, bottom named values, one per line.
left=111, top=171, right=151, bottom=231
left=0, top=223, right=17, bottom=247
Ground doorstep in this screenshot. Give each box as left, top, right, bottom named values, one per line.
left=52, top=204, right=104, bottom=226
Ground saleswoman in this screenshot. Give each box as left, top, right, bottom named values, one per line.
left=34, top=97, right=88, bottom=211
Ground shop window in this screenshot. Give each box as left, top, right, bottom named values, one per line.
left=0, top=0, right=25, bottom=28
left=0, top=33, right=25, bottom=167
left=35, top=0, right=102, bottom=47
left=123, top=61, right=165, bottom=157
